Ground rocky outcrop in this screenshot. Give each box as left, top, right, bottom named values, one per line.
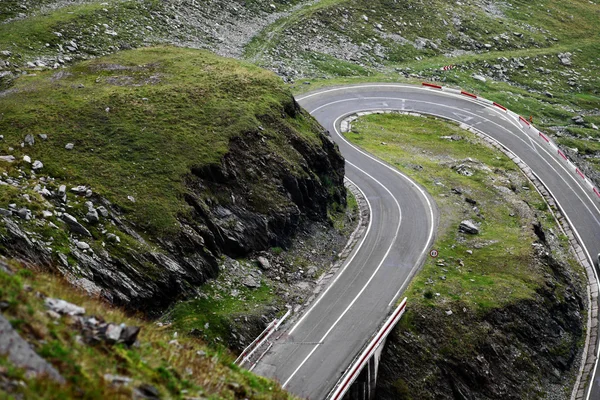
left=0, top=98, right=345, bottom=313
left=376, top=247, right=585, bottom=399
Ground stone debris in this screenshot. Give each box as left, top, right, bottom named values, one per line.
left=257, top=256, right=271, bottom=270
left=61, top=213, right=92, bottom=237
left=459, top=220, right=480, bottom=234
left=45, top=297, right=85, bottom=316
left=557, top=52, right=572, bottom=66
left=0, top=155, right=15, bottom=163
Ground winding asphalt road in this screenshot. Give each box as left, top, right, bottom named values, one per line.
left=253, top=84, right=600, bottom=399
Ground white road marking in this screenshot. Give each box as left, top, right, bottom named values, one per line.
left=287, top=177, right=373, bottom=336
left=285, top=84, right=599, bottom=396
left=282, top=161, right=405, bottom=388
left=451, top=111, right=474, bottom=122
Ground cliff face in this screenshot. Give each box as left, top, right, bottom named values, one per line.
left=0, top=46, right=345, bottom=311
left=377, top=247, right=585, bottom=400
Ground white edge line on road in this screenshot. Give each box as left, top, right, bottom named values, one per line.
left=282, top=160, right=405, bottom=388
left=287, top=176, right=373, bottom=336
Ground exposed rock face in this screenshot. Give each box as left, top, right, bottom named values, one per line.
left=0, top=315, right=65, bottom=384
left=0, top=101, right=345, bottom=313
left=377, top=249, right=585, bottom=399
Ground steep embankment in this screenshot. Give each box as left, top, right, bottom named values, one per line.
left=0, top=46, right=346, bottom=311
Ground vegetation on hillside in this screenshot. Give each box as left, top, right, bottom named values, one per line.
left=0, top=259, right=294, bottom=399
left=345, top=113, right=585, bottom=399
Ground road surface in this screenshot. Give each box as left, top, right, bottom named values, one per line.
left=254, top=84, right=600, bottom=400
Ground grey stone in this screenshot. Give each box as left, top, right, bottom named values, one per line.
left=0, top=155, right=15, bottom=163
left=76, top=241, right=90, bottom=250
left=32, top=160, right=43, bottom=170
left=0, top=315, right=65, bottom=383
left=61, top=213, right=92, bottom=236
left=86, top=209, right=99, bottom=223
left=459, top=220, right=479, bottom=234
left=24, top=134, right=35, bottom=146
left=472, top=74, right=487, bottom=82
left=45, top=297, right=85, bottom=316
left=70, top=185, right=87, bottom=195
left=106, top=233, right=121, bottom=243
left=105, top=324, right=123, bottom=342
left=65, top=143, right=74, bottom=150
left=38, top=134, right=48, bottom=140
left=572, top=115, right=585, bottom=125
left=104, top=373, right=131, bottom=385
left=592, top=123, right=598, bottom=130
left=257, top=256, right=271, bottom=270
left=97, top=205, right=109, bottom=217
left=58, top=185, right=66, bottom=196
left=0, top=208, right=12, bottom=216
left=17, top=208, right=31, bottom=220
left=23, top=155, right=31, bottom=163
left=42, top=210, right=53, bottom=218
left=558, top=52, right=572, bottom=66
left=120, top=326, right=141, bottom=346
left=243, top=275, right=260, bottom=288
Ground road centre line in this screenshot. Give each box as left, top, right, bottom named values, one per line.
left=310, top=94, right=600, bottom=220
left=291, top=85, right=598, bottom=396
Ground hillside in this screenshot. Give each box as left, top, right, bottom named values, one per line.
left=0, top=0, right=598, bottom=399
left=344, top=113, right=586, bottom=399
left=0, top=45, right=354, bottom=397
left=0, top=45, right=346, bottom=310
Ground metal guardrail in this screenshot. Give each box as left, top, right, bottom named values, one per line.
left=421, top=82, right=600, bottom=202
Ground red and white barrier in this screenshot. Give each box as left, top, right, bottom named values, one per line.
left=422, top=82, right=442, bottom=89
left=493, top=102, right=507, bottom=111
left=461, top=90, right=477, bottom=99
left=327, top=298, right=408, bottom=400
left=421, top=82, right=600, bottom=202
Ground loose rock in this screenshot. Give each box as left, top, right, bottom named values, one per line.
left=459, top=220, right=479, bottom=234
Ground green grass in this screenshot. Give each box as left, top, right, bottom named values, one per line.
left=0, top=261, right=294, bottom=399
left=165, top=282, right=277, bottom=346
left=0, top=46, right=323, bottom=239
left=0, top=0, right=162, bottom=62
left=345, top=113, right=578, bottom=311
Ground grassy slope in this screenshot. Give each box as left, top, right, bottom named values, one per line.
left=346, top=113, right=580, bottom=311
left=0, top=46, right=310, bottom=238
left=0, top=260, right=293, bottom=399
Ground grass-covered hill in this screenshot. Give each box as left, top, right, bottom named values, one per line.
left=0, top=46, right=346, bottom=312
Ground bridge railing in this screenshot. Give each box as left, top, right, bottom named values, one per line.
left=326, top=298, right=408, bottom=400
